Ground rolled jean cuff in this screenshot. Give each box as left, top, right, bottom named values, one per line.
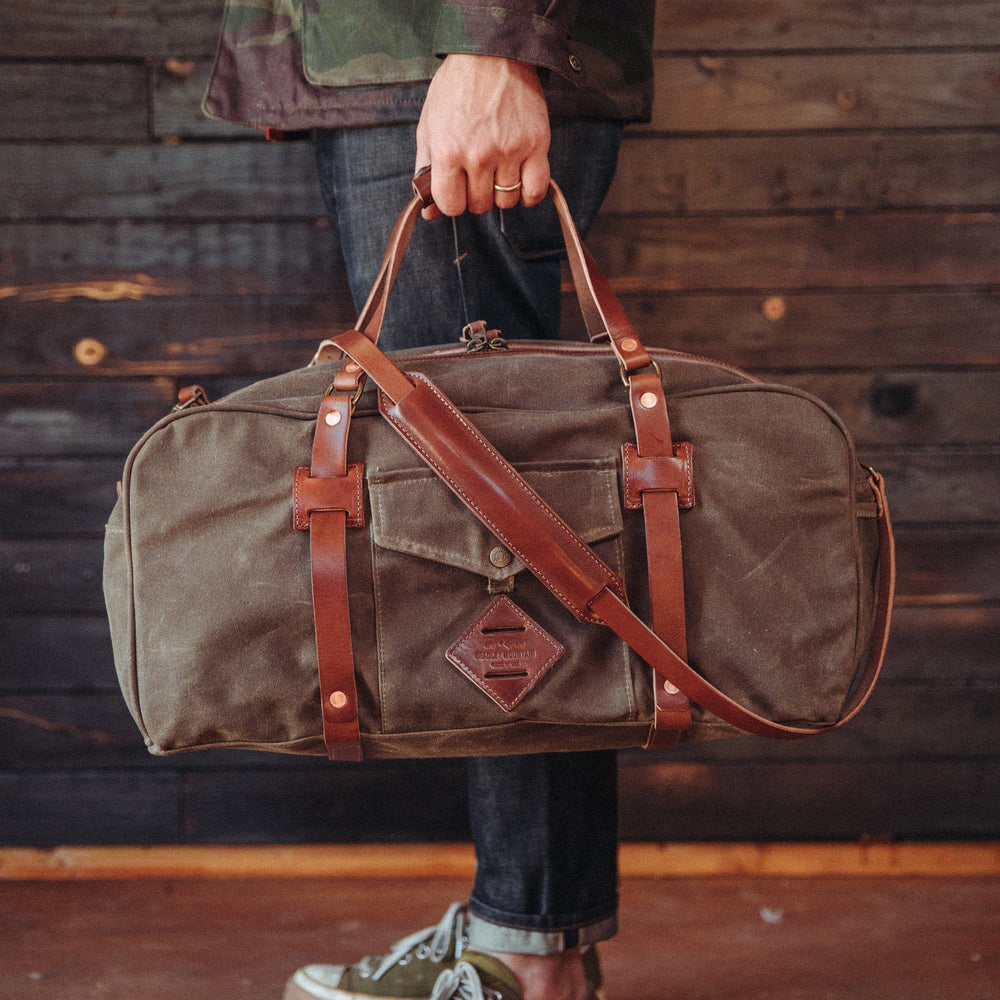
left=465, top=908, right=618, bottom=956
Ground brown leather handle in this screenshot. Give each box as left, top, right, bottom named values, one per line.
left=313, top=170, right=656, bottom=377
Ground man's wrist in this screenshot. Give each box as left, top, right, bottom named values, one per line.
left=432, top=2, right=585, bottom=86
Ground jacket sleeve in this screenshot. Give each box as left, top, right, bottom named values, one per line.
left=432, top=1, right=588, bottom=85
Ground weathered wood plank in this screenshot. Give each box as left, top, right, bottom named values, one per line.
left=0, top=296, right=354, bottom=378
left=3, top=288, right=995, bottom=377
left=617, top=759, right=1000, bottom=840
left=647, top=52, right=1000, bottom=132
left=183, top=763, right=471, bottom=843
left=0, top=64, right=149, bottom=141
left=0, top=459, right=121, bottom=537
left=864, top=449, right=1000, bottom=523
left=0, top=615, right=116, bottom=691
left=608, top=131, right=1000, bottom=214
left=4, top=213, right=998, bottom=296
left=601, top=289, right=1000, bottom=372
left=782, top=372, right=1000, bottom=447
left=0, top=694, right=147, bottom=768
left=0, top=221, right=344, bottom=295
left=890, top=528, right=1000, bottom=605
left=883, top=604, right=1000, bottom=684
left=655, top=1, right=1000, bottom=51
left=0, top=142, right=325, bottom=221
left=665, top=686, right=1000, bottom=763
left=0, top=772, right=181, bottom=845
left=0, top=539, right=106, bottom=613
left=175, top=759, right=1000, bottom=843
left=5, top=131, right=998, bottom=221
left=0, top=1, right=220, bottom=58
left=0, top=379, right=175, bottom=457
left=586, top=212, right=1000, bottom=291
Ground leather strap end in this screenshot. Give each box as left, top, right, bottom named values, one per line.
left=412, top=165, right=433, bottom=206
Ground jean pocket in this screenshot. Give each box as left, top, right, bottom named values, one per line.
left=498, top=202, right=568, bottom=262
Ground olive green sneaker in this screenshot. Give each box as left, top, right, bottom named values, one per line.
left=427, top=951, right=604, bottom=1000
left=283, top=905, right=604, bottom=1000
left=284, top=903, right=470, bottom=1000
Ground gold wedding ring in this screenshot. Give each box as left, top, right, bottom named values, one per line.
left=493, top=181, right=523, bottom=193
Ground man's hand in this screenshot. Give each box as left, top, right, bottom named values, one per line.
left=415, top=54, right=550, bottom=219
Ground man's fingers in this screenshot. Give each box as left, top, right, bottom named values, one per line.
left=414, top=131, right=441, bottom=220
left=492, top=165, right=523, bottom=210
left=429, top=163, right=467, bottom=218
left=519, top=151, right=550, bottom=208
left=466, top=161, right=498, bottom=215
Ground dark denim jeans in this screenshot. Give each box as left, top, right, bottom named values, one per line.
left=313, top=118, right=623, bottom=953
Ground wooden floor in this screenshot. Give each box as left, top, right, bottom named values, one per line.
left=3, top=871, right=997, bottom=1000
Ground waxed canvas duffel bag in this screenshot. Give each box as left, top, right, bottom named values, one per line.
left=103, top=175, right=894, bottom=760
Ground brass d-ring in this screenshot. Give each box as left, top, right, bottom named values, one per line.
left=619, top=357, right=661, bottom=388
left=324, top=376, right=366, bottom=407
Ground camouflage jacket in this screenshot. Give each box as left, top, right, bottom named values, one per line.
left=203, top=0, right=656, bottom=131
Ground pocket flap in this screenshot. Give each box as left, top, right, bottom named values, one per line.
left=368, top=460, right=623, bottom=581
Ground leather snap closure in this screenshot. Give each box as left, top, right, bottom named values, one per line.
left=663, top=680, right=680, bottom=696
left=325, top=410, right=342, bottom=427
left=640, top=391, right=659, bottom=409
left=329, top=691, right=348, bottom=709
left=489, top=545, right=513, bottom=568
left=568, top=54, right=583, bottom=72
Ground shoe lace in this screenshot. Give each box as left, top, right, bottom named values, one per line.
left=430, top=961, right=502, bottom=1000
left=369, top=902, right=468, bottom=981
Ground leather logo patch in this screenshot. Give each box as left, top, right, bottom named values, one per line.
left=446, top=596, right=564, bottom=712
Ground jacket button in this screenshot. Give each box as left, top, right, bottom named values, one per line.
left=489, top=545, right=513, bottom=568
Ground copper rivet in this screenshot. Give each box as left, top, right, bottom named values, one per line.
left=568, top=54, right=583, bottom=72
left=325, top=410, right=342, bottom=426
left=344, top=363, right=360, bottom=373
left=621, top=337, right=638, bottom=352
left=640, top=391, right=658, bottom=409
left=329, top=691, right=348, bottom=709
left=489, top=545, right=513, bottom=568
left=664, top=680, right=680, bottom=696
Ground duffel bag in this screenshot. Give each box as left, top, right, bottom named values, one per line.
left=104, top=173, right=894, bottom=760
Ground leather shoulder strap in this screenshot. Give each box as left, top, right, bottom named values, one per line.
left=330, top=329, right=894, bottom=740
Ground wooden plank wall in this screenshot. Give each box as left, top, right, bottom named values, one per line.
left=1, top=2, right=998, bottom=847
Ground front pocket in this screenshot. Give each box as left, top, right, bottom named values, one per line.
left=366, top=460, right=640, bottom=735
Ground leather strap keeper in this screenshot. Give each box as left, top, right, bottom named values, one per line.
left=622, top=442, right=695, bottom=511
left=293, top=463, right=365, bottom=530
